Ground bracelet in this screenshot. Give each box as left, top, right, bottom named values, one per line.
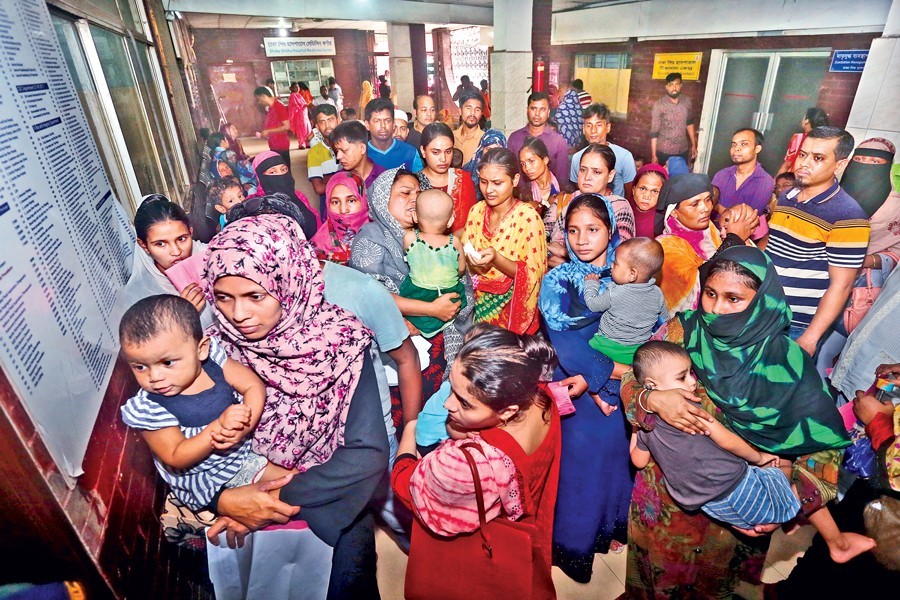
left=637, top=388, right=656, bottom=414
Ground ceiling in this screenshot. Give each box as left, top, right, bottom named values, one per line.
left=180, top=0, right=618, bottom=30
left=181, top=15, right=470, bottom=33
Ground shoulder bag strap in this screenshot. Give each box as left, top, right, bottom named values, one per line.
left=459, top=442, right=494, bottom=557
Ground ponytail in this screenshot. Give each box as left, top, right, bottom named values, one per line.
left=455, top=324, right=558, bottom=421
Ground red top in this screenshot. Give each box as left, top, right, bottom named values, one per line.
left=265, top=99, right=291, bottom=151
left=436, top=169, right=477, bottom=232
left=393, top=397, right=561, bottom=567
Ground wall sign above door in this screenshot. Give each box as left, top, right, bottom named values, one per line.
left=829, top=50, right=869, bottom=73
left=263, top=37, right=336, bottom=57
left=652, top=52, right=703, bottom=80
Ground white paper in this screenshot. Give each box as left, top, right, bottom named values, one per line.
left=0, top=0, right=134, bottom=479
left=207, top=526, right=334, bottom=600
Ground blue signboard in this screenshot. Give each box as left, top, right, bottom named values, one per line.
left=830, top=50, right=869, bottom=73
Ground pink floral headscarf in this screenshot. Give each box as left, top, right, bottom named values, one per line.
left=310, top=171, right=371, bottom=264
left=204, top=214, right=373, bottom=470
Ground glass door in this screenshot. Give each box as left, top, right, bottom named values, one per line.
left=705, top=55, right=772, bottom=177
left=701, top=50, right=830, bottom=177
left=757, top=53, right=832, bottom=174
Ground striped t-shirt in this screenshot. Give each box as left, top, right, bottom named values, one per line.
left=120, top=337, right=251, bottom=510
left=765, top=181, right=869, bottom=327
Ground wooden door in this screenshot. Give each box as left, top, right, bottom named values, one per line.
left=208, top=63, right=260, bottom=138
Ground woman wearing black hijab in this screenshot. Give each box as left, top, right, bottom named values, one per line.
left=654, top=173, right=758, bottom=317
left=249, top=150, right=320, bottom=239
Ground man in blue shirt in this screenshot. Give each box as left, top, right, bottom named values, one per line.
left=569, top=103, right=636, bottom=198
left=364, top=97, right=423, bottom=171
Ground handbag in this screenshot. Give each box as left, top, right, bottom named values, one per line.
left=404, top=443, right=555, bottom=600
left=843, top=251, right=899, bottom=334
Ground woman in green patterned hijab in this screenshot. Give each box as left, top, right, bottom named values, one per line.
left=679, top=245, right=850, bottom=456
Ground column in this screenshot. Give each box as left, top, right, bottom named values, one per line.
left=490, top=0, right=534, bottom=136
left=387, top=23, right=415, bottom=111
left=409, top=24, right=428, bottom=98
left=845, top=0, right=900, bottom=152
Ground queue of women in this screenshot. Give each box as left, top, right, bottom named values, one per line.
left=121, top=120, right=900, bottom=599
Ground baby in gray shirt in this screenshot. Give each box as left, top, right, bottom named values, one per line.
left=585, top=237, right=667, bottom=365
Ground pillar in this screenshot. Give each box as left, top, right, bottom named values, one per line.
left=845, top=0, right=900, bottom=153
left=409, top=24, right=428, bottom=98
left=490, top=0, right=534, bottom=136
left=387, top=23, right=415, bottom=111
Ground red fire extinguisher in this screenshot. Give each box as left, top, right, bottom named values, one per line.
left=533, top=57, right=545, bottom=93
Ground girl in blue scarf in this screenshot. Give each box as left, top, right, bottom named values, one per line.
left=538, top=193, right=633, bottom=582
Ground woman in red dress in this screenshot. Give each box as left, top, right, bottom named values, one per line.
left=415, top=122, right=477, bottom=237
left=393, top=324, right=561, bottom=598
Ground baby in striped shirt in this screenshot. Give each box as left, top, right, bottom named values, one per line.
left=584, top=237, right=667, bottom=366
left=119, top=295, right=290, bottom=511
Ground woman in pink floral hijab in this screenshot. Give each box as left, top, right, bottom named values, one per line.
left=205, top=213, right=372, bottom=469
left=203, top=213, right=388, bottom=596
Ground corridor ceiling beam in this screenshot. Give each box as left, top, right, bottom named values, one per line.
left=166, top=0, right=493, bottom=27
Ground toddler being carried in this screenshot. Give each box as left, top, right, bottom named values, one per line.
left=398, top=189, right=467, bottom=337
left=584, top=236, right=667, bottom=364
left=119, top=295, right=292, bottom=511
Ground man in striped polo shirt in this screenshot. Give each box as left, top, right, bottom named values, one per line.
left=761, top=127, right=869, bottom=356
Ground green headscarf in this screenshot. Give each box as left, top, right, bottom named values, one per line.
left=679, top=246, right=850, bottom=456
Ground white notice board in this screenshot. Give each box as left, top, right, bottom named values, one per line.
left=0, top=0, right=135, bottom=481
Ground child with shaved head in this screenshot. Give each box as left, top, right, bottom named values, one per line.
left=398, top=188, right=467, bottom=336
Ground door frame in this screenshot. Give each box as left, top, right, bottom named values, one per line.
left=696, top=48, right=831, bottom=174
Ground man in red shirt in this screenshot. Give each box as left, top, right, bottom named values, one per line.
left=254, top=86, right=292, bottom=171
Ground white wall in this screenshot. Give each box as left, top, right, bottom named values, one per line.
left=552, top=0, right=891, bottom=45
left=846, top=0, right=900, bottom=157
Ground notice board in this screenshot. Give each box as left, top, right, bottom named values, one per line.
left=0, top=0, right=134, bottom=481
left=652, top=52, right=703, bottom=80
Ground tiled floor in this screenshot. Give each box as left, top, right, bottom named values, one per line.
left=375, top=524, right=817, bottom=599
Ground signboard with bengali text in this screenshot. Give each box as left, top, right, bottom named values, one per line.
left=829, top=50, right=869, bottom=73
left=263, top=37, right=336, bottom=57
left=652, top=52, right=703, bottom=80
left=0, top=0, right=134, bottom=480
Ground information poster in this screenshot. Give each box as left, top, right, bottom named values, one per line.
left=652, top=52, right=703, bottom=80
left=0, top=0, right=134, bottom=480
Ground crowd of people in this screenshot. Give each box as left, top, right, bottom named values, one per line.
left=124, top=70, right=900, bottom=598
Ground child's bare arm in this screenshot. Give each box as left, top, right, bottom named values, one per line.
left=222, top=358, right=266, bottom=434
left=403, top=229, right=416, bottom=252
left=707, top=419, right=772, bottom=465
left=630, top=432, right=651, bottom=469
left=453, top=235, right=466, bottom=277
left=142, top=425, right=218, bottom=470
